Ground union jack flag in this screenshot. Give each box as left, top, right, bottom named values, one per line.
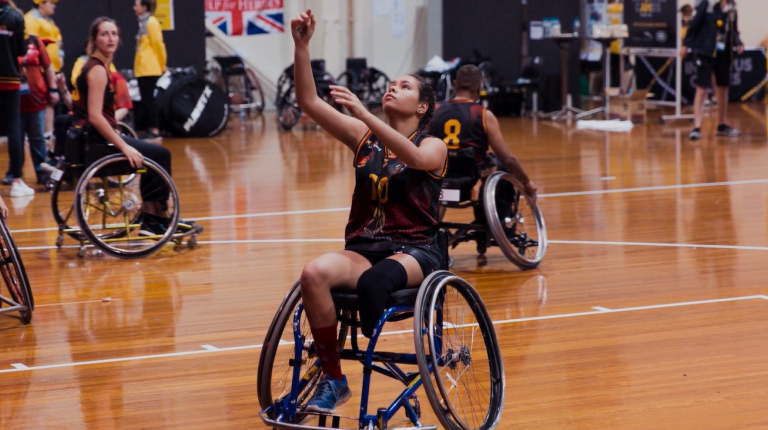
left=205, top=0, right=284, bottom=36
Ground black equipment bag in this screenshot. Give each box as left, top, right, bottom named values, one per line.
left=156, top=68, right=229, bottom=138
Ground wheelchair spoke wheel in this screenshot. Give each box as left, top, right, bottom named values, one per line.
left=258, top=281, right=349, bottom=420
left=245, top=68, right=265, bottom=114
left=484, top=171, right=547, bottom=269
left=0, top=219, right=33, bottom=323
left=414, top=272, right=504, bottom=430
left=366, top=69, right=390, bottom=107
left=74, top=154, right=180, bottom=259
left=52, top=167, right=85, bottom=242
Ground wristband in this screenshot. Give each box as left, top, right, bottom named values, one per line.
left=48, top=89, right=60, bottom=93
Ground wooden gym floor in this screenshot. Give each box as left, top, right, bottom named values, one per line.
left=0, top=103, right=767, bottom=429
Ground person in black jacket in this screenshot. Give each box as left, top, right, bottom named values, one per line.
left=0, top=0, right=28, bottom=204
left=681, top=0, right=744, bottom=141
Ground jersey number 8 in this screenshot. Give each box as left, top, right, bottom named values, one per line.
left=442, top=119, right=462, bottom=150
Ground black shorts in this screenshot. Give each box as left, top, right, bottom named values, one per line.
left=695, top=54, right=731, bottom=89
left=345, top=240, right=443, bottom=278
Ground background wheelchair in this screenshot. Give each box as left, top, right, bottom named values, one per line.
left=206, top=56, right=265, bottom=116
left=48, top=129, right=199, bottom=259
left=437, top=150, right=547, bottom=269
left=0, top=218, right=33, bottom=324
left=275, top=60, right=341, bottom=131
left=336, top=58, right=391, bottom=109
left=257, top=234, right=505, bottom=430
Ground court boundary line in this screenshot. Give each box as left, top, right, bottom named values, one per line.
left=2, top=294, right=766, bottom=374
left=13, top=177, right=767, bottom=234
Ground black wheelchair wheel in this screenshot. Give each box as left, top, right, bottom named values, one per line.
left=336, top=71, right=358, bottom=95
left=0, top=219, right=33, bottom=323
left=257, top=281, right=349, bottom=419
left=74, top=154, right=180, bottom=259
left=483, top=171, right=547, bottom=269
left=245, top=68, right=265, bottom=114
left=366, top=68, right=390, bottom=107
left=414, top=271, right=504, bottom=430
left=51, top=166, right=85, bottom=242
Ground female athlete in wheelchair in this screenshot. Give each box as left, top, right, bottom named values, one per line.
left=258, top=10, right=504, bottom=430
left=429, top=65, right=547, bottom=269
left=49, top=17, right=200, bottom=258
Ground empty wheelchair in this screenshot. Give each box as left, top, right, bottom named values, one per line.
left=275, top=60, right=340, bottom=131
left=336, top=58, right=391, bottom=109
left=0, top=218, right=33, bottom=324
left=207, top=56, right=265, bottom=116
left=438, top=150, right=547, bottom=269
left=49, top=127, right=200, bottom=259
left=257, top=235, right=505, bottom=430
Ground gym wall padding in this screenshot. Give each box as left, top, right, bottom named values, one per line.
left=442, top=0, right=581, bottom=112
left=14, top=0, right=206, bottom=80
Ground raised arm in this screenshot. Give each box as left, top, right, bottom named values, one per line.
left=86, top=65, right=143, bottom=168
left=485, top=109, right=537, bottom=199
left=291, top=10, right=367, bottom=151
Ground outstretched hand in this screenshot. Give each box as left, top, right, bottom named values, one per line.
left=524, top=180, right=538, bottom=204
left=291, top=9, right=316, bottom=46
left=330, top=85, right=368, bottom=119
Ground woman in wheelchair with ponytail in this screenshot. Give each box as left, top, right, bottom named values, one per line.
left=72, top=17, right=174, bottom=227
left=290, top=9, right=447, bottom=414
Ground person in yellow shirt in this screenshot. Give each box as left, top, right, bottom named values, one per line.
left=24, top=0, right=62, bottom=73
left=134, top=0, right=166, bottom=141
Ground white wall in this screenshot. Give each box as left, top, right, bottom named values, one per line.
left=680, top=0, right=767, bottom=46
left=207, top=0, right=438, bottom=109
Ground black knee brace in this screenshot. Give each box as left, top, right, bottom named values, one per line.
left=356, top=259, right=408, bottom=338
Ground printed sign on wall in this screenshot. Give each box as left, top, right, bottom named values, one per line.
left=205, top=0, right=284, bottom=36
left=155, top=0, right=175, bottom=31
left=624, top=0, right=677, bottom=48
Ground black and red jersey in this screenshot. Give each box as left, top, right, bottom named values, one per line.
left=430, top=100, right=489, bottom=166
left=74, top=55, right=116, bottom=131
left=345, top=130, right=447, bottom=246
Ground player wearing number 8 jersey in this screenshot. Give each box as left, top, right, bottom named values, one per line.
left=289, top=9, right=448, bottom=414
left=430, top=65, right=537, bottom=200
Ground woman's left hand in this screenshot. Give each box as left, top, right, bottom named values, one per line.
left=329, top=85, right=367, bottom=119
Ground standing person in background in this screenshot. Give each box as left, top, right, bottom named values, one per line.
left=6, top=31, right=59, bottom=193
left=681, top=0, right=744, bottom=141
left=0, top=0, right=29, bottom=205
left=134, top=0, right=166, bottom=142
left=24, top=0, right=62, bottom=140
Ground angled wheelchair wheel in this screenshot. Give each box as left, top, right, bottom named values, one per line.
left=52, top=167, right=86, bottom=242
left=484, top=171, right=547, bottom=269
left=414, top=271, right=504, bottom=430
left=74, top=154, right=180, bottom=259
left=0, top=219, right=33, bottom=323
left=257, top=281, right=349, bottom=419
left=245, top=68, right=265, bottom=114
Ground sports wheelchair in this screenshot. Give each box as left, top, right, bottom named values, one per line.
left=48, top=128, right=200, bottom=259
left=336, top=58, right=391, bottom=109
left=257, top=233, right=505, bottom=430
left=207, top=56, right=265, bottom=116
left=437, top=150, right=547, bottom=269
left=0, top=218, right=33, bottom=324
left=275, top=60, right=341, bottom=131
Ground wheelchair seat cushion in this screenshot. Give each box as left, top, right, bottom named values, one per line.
left=331, top=288, right=419, bottom=312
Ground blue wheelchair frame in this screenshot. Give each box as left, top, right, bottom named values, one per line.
left=264, top=299, right=441, bottom=429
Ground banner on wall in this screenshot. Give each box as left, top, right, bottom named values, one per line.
left=156, top=0, right=175, bottom=31
left=623, top=0, right=677, bottom=48
left=205, top=0, right=284, bottom=36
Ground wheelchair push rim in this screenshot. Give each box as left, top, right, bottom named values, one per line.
left=0, top=219, right=33, bottom=323
left=74, top=154, right=180, bottom=259
left=483, top=171, right=547, bottom=269
left=414, top=271, right=504, bottom=430
left=257, top=281, right=350, bottom=421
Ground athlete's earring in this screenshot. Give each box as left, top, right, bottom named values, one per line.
left=418, top=110, right=423, bottom=113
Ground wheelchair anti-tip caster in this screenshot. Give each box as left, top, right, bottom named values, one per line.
left=55, top=235, right=64, bottom=248
left=92, top=249, right=103, bottom=257
left=476, top=242, right=487, bottom=255
left=187, top=235, right=197, bottom=249
left=77, top=246, right=86, bottom=259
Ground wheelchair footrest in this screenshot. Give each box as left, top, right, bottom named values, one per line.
left=259, top=409, right=437, bottom=430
